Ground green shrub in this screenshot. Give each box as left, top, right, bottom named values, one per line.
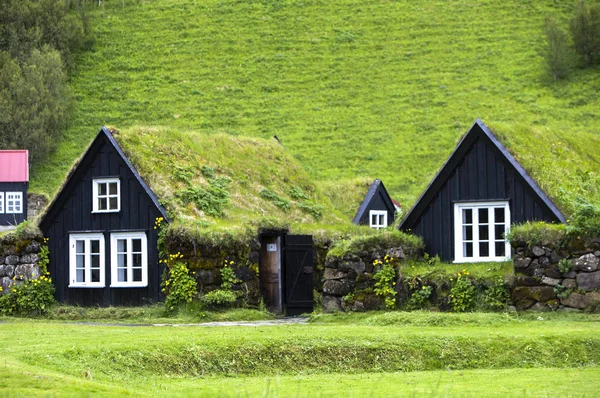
left=566, top=199, right=600, bottom=240
left=220, top=261, right=240, bottom=291
left=450, top=271, right=476, bottom=312
left=506, top=221, right=567, bottom=248
left=408, top=285, right=433, bottom=310
left=484, top=279, right=511, bottom=311
left=570, top=0, right=600, bottom=66
left=558, top=258, right=572, bottom=274
left=554, top=284, right=573, bottom=299
left=0, top=274, right=55, bottom=315
left=163, top=261, right=198, bottom=311
left=200, top=289, right=237, bottom=309
left=373, top=256, right=397, bottom=309
left=543, top=16, right=574, bottom=81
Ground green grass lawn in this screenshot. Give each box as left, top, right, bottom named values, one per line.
left=0, top=312, right=599, bottom=396
left=32, top=0, right=600, bottom=215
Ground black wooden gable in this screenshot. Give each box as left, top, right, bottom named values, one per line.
left=40, top=127, right=168, bottom=231
left=352, top=179, right=396, bottom=225
left=398, top=119, right=565, bottom=261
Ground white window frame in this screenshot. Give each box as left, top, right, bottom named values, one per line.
left=5, top=192, right=22, bottom=214
left=0, top=192, right=4, bottom=213
left=69, top=233, right=105, bottom=288
left=454, top=201, right=511, bottom=263
left=110, top=232, right=148, bottom=288
left=92, top=178, right=121, bottom=213
left=369, top=210, right=388, bottom=229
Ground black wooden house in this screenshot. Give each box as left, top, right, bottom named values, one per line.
left=353, top=179, right=397, bottom=229
left=39, top=128, right=168, bottom=306
left=399, top=119, right=565, bottom=263
left=0, top=150, right=28, bottom=228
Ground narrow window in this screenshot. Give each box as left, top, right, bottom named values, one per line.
left=5, top=192, right=22, bottom=214
left=454, top=202, right=510, bottom=263
left=369, top=210, right=388, bottom=229
left=92, top=178, right=120, bottom=212
left=110, top=232, right=148, bottom=287
left=0, top=192, right=4, bottom=213
left=69, top=233, right=105, bottom=287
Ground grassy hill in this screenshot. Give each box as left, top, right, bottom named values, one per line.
left=32, top=0, right=600, bottom=215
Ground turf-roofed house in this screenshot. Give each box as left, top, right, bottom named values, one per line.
left=39, top=128, right=168, bottom=306
left=0, top=150, right=29, bottom=230
left=352, top=179, right=398, bottom=229
left=399, top=119, right=566, bottom=263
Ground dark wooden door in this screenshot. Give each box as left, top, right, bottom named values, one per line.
left=284, top=235, right=314, bottom=315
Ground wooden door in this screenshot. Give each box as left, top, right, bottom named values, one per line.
left=284, top=235, right=314, bottom=315
left=259, top=235, right=282, bottom=313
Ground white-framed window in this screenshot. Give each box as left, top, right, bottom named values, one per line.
left=92, top=178, right=120, bottom=213
left=454, top=201, right=511, bottom=263
left=69, top=233, right=105, bottom=287
left=369, top=210, right=388, bottom=229
left=5, top=192, right=22, bottom=214
left=110, top=232, right=148, bottom=287
left=0, top=192, right=4, bottom=213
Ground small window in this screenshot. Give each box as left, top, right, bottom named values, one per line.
left=5, top=192, right=22, bottom=214
left=69, top=233, right=105, bottom=287
left=93, top=178, right=120, bottom=213
left=110, top=232, right=148, bottom=287
left=0, top=192, right=3, bottom=213
left=454, top=201, right=510, bottom=263
left=369, top=210, right=388, bottom=229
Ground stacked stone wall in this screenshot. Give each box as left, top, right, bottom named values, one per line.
left=513, top=242, right=600, bottom=311
left=0, top=237, right=43, bottom=294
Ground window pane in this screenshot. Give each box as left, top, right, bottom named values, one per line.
left=91, top=269, right=100, bottom=283
left=132, top=239, right=142, bottom=252
left=98, top=198, right=107, bottom=210
left=91, top=240, right=100, bottom=254
left=76, top=254, right=85, bottom=269
left=133, top=253, right=142, bottom=267
left=76, top=269, right=85, bottom=283
left=478, top=208, right=488, bottom=224
left=109, top=197, right=118, bottom=210
left=496, top=242, right=506, bottom=257
left=463, top=242, right=473, bottom=257
left=479, top=225, right=489, bottom=240
left=118, top=268, right=127, bottom=282
left=133, top=268, right=142, bottom=282
left=463, top=225, right=473, bottom=241
left=371, top=214, right=377, bottom=225
left=494, top=207, right=505, bottom=223
left=76, top=240, right=85, bottom=254
left=109, top=183, right=118, bottom=195
left=99, top=183, right=107, bottom=195
left=462, top=209, right=472, bottom=224
left=118, top=253, right=127, bottom=267
left=495, top=225, right=506, bottom=240
left=117, top=239, right=127, bottom=253
left=91, top=254, right=100, bottom=269
left=479, top=242, right=489, bottom=257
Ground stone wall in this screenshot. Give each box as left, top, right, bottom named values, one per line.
left=512, top=242, right=600, bottom=311
left=323, top=246, right=406, bottom=312
left=0, top=235, right=44, bottom=294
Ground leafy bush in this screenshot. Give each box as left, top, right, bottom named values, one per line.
left=450, top=270, right=476, bottom=312
left=543, top=16, right=574, bottom=81
left=566, top=199, right=600, bottom=240
left=558, top=258, right=572, bottom=274
left=506, top=221, right=567, bottom=248
left=373, top=256, right=397, bottom=309
left=554, top=284, right=573, bottom=299
left=220, top=261, right=240, bottom=290
left=200, top=290, right=237, bottom=309
left=163, top=261, right=198, bottom=311
left=0, top=274, right=55, bottom=315
left=408, top=285, right=433, bottom=310
left=570, top=0, right=600, bottom=66
left=484, top=279, right=511, bottom=311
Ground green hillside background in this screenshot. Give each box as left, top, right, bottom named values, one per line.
left=32, top=0, right=600, bottom=216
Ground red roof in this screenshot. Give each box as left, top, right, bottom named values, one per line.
left=0, top=150, right=29, bottom=182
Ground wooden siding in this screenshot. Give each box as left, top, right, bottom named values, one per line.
left=42, top=136, right=163, bottom=306
left=356, top=187, right=396, bottom=226
left=410, top=137, right=560, bottom=261
left=0, top=182, right=28, bottom=226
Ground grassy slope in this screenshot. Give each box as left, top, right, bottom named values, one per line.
left=1, top=314, right=600, bottom=396
left=31, top=0, right=600, bottom=215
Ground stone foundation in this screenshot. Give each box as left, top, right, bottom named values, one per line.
left=0, top=233, right=44, bottom=294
